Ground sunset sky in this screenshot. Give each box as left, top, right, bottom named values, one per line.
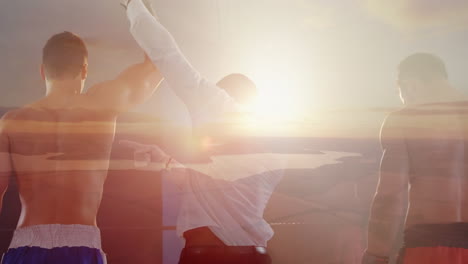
left=1, top=0, right=468, bottom=136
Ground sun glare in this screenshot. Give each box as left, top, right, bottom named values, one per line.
left=248, top=74, right=301, bottom=124
left=242, top=35, right=311, bottom=127
left=252, top=92, right=294, bottom=122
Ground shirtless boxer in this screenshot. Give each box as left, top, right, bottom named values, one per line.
left=363, top=53, right=468, bottom=264
left=0, top=30, right=162, bottom=263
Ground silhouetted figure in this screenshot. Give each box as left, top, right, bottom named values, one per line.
left=363, top=53, right=468, bottom=264
left=123, top=0, right=276, bottom=263
left=0, top=30, right=162, bottom=263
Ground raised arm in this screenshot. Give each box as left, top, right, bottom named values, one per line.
left=0, top=115, right=12, bottom=213
left=86, top=51, right=163, bottom=113
left=125, top=0, right=238, bottom=118
left=363, top=114, right=409, bottom=264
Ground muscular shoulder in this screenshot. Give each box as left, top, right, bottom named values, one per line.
left=380, top=110, right=410, bottom=150
left=1, top=108, right=24, bottom=126
left=0, top=107, right=48, bottom=139
left=82, top=80, right=129, bottom=114
left=0, top=109, right=20, bottom=143
left=1, top=106, right=53, bottom=123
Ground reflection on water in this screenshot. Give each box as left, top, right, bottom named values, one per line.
left=185, top=151, right=361, bottom=181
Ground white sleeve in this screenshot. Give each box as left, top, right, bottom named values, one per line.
left=126, top=0, right=239, bottom=121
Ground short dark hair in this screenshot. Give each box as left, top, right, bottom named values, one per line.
left=398, top=53, right=448, bottom=82
left=42, top=31, right=88, bottom=80
left=217, top=74, right=257, bottom=104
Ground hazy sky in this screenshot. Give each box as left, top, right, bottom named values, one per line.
left=1, top=0, right=468, bottom=124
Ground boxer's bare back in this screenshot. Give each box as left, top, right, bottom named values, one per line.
left=368, top=96, right=468, bottom=256
left=391, top=101, right=468, bottom=227
left=0, top=57, right=162, bottom=228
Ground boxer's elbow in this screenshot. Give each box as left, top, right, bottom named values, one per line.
left=127, top=80, right=158, bottom=106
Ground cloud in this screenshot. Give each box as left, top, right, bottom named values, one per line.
left=362, top=0, right=468, bottom=31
